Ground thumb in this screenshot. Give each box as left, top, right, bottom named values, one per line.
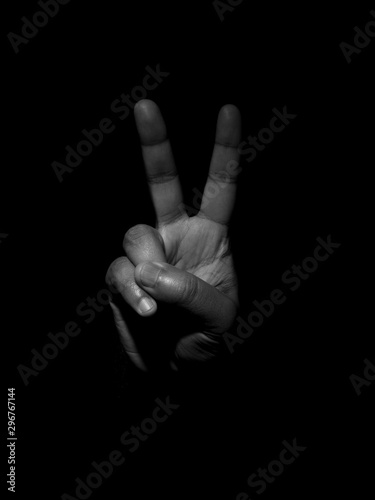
left=134, top=262, right=237, bottom=333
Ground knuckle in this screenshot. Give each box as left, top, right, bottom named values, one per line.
left=147, top=169, right=177, bottom=185
left=208, top=170, right=235, bottom=184
left=180, top=273, right=200, bottom=305
left=106, top=257, right=128, bottom=286
left=123, top=224, right=151, bottom=247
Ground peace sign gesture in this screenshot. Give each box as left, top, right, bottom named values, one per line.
left=106, top=100, right=242, bottom=371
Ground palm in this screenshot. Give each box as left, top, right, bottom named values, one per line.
left=160, top=216, right=237, bottom=302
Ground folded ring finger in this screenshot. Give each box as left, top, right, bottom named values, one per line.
left=106, top=256, right=157, bottom=316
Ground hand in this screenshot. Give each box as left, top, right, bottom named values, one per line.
left=106, top=100, right=242, bottom=371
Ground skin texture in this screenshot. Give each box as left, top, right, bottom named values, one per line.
left=106, top=99, right=242, bottom=371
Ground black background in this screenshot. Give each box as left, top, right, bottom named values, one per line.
left=3, top=1, right=374, bottom=499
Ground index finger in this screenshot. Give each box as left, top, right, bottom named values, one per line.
left=134, top=100, right=185, bottom=226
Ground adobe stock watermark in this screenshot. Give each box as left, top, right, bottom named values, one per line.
left=349, top=358, right=375, bottom=396
left=238, top=106, right=296, bottom=163
left=61, top=396, right=180, bottom=499
left=179, top=159, right=242, bottom=216
left=51, top=64, right=170, bottom=182
left=17, top=280, right=130, bottom=386
left=236, top=437, right=307, bottom=499
left=213, top=0, right=244, bottom=22
left=7, top=0, right=72, bottom=54
left=340, top=10, right=375, bottom=63
left=179, top=105, right=296, bottom=216
left=224, top=235, right=341, bottom=353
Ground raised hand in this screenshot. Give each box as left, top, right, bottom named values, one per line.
left=106, top=100, right=242, bottom=371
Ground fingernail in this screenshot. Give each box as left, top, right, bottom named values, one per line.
left=139, top=262, right=163, bottom=288
left=139, top=297, right=155, bottom=314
